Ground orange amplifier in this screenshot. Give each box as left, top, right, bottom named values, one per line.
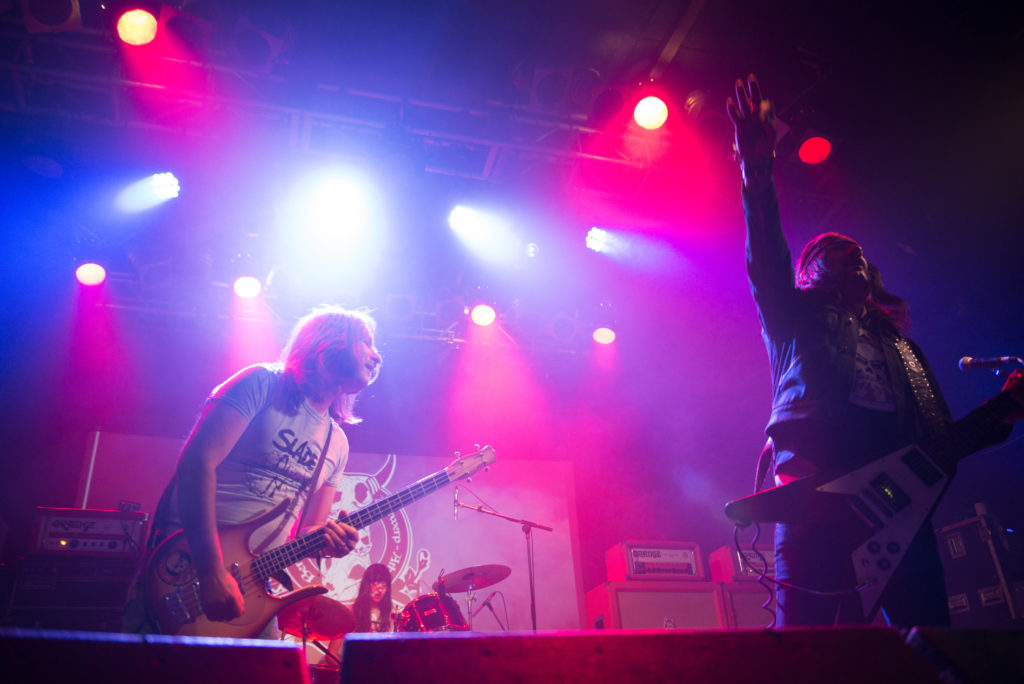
left=605, top=540, right=704, bottom=581
left=33, top=507, right=149, bottom=556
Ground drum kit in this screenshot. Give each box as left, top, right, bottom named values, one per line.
left=278, top=563, right=512, bottom=664
left=398, top=563, right=511, bottom=632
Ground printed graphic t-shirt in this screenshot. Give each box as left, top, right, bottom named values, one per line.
left=168, top=364, right=348, bottom=552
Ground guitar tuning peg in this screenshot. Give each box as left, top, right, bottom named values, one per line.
left=474, top=443, right=481, bottom=450
left=454, top=451, right=461, bottom=458
left=466, top=477, right=472, bottom=483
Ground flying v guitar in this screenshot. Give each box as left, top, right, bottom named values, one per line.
left=726, top=441, right=958, bottom=618
left=145, top=445, right=496, bottom=637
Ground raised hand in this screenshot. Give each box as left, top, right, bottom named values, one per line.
left=1001, top=368, right=1024, bottom=423
left=726, top=74, right=777, bottom=173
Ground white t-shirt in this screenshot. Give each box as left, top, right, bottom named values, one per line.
left=168, top=364, right=348, bottom=551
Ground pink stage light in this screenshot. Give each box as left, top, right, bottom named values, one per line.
left=798, top=136, right=832, bottom=164
left=76, top=263, right=106, bottom=286
left=470, top=304, right=496, bottom=327
left=592, top=327, right=616, bottom=345
left=233, top=276, right=262, bottom=299
left=117, top=9, right=158, bottom=46
left=633, top=95, right=668, bottom=130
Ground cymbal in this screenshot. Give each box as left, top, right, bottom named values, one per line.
left=435, top=564, right=511, bottom=593
left=278, top=595, right=356, bottom=641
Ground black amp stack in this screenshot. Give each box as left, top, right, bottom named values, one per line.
left=6, top=507, right=149, bottom=632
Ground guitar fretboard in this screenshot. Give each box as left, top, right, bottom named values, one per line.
left=251, top=470, right=453, bottom=579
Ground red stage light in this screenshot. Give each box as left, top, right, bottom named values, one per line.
left=798, top=136, right=832, bottom=164
left=76, top=263, right=106, bottom=286
left=117, top=9, right=158, bottom=46
left=470, top=304, right=496, bottom=327
left=633, top=96, right=668, bottom=130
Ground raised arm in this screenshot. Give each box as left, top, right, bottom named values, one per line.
left=175, top=401, right=250, bottom=622
left=727, top=74, right=795, bottom=335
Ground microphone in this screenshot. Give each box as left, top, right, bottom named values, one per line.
left=453, top=486, right=459, bottom=521
left=958, top=356, right=1021, bottom=372
left=472, top=590, right=498, bottom=618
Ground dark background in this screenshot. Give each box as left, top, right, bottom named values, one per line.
left=1, top=1, right=1022, bottom=604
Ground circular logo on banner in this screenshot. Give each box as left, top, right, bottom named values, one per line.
left=283, top=453, right=433, bottom=610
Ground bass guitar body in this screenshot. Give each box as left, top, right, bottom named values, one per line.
left=145, top=499, right=327, bottom=638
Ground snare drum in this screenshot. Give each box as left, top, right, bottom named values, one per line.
left=395, top=593, right=468, bottom=632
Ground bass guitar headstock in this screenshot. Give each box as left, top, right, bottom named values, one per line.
left=446, top=444, right=497, bottom=482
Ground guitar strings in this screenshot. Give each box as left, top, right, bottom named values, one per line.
left=174, top=470, right=456, bottom=622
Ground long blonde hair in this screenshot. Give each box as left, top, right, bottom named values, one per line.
left=278, top=305, right=378, bottom=424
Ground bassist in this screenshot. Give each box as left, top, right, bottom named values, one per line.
left=125, top=306, right=378, bottom=634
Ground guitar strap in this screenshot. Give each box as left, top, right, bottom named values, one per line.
left=894, top=337, right=951, bottom=449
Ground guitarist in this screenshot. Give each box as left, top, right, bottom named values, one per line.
left=727, top=75, right=1024, bottom=627
left=125, top=306, right=378, bottom=634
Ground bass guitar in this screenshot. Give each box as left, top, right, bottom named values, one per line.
left=146, top=445, right=496, bottom=637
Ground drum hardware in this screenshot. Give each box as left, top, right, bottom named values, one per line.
left=453, top=488, right=553, bottom=631
left=277, top=595, right=355, bottom=669
left=432, top=563, right=511, bottom=630
left=470, top=589, right=507, bottom=631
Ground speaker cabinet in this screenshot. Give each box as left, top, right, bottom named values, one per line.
left=341, top=629, right=942, bottom=684
left=585, top=581, right=725, bottom=630
left=721, top=581, right=776, bottom=628
left=0, top=628, right=309, bottom=684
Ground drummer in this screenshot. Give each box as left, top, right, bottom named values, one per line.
left=351, top=563, right=395, bottom=633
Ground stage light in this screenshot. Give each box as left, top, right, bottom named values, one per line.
left=586, top=227, right=610, bottom=253
left=116, top=8, right=159, bottom=46
left=634, top=95, right=668, bottom=130
left=448, top=205, right=519, bottom=265
left=548, top=313, right=578, bottom=343
left=20, top=0, right=83, bottom=34
left=798, top=136, right=832, bottom=164
left=470, top=304, right=496, bottom=327
left=76, top=262, right=106, bottom=286
left=306, top=174, right=373, bottom=242
left=150, top=172, right=180, bottom=200
left=593, top=327, right=616, bottom=345
left=115, top=172, right=181, bottom=212
left=233, top=276, right=262, bottom=299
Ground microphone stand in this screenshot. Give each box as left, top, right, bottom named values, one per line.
left=456, top=500, right=553, bottom=631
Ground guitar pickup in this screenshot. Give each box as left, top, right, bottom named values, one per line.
left=868, top=472, right=911, bottom=512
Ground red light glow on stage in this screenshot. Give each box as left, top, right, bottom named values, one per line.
left=229, top=294, right=279, bottom=372
left=447, top=319, right=550, bottom=460
left=117, top=10, right=159, bottom=46
left=798, top=136, right=832, bottom=164
left=75, top=263, right=106, bottom=286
